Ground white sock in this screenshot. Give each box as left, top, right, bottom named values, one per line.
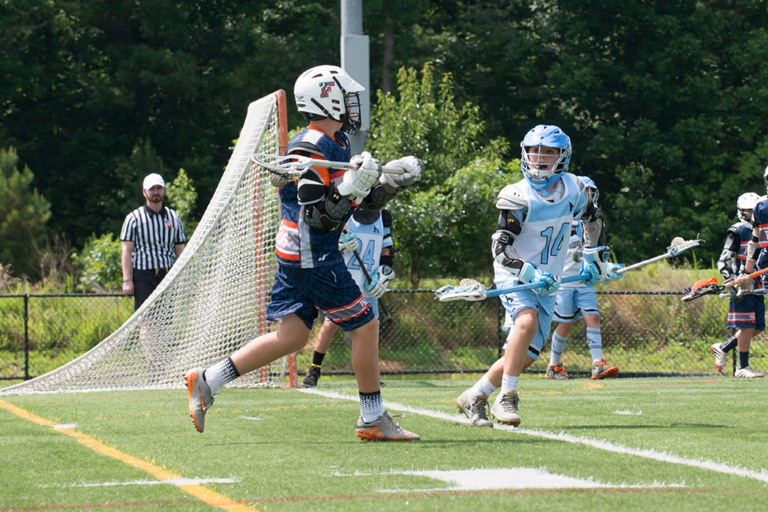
left=550, top=331, right=568, bottom=365
left=587, top=327, right=602, bottom=361
left=501, top=373, right=519, bottom=392
left=204, top=358, right=239, bottom=394
left=360, top=391, right=384, bottom=423
left=469, top=374, right=498, bottom=399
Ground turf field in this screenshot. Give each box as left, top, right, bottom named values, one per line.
left=1, top=376, right=766, bottom=511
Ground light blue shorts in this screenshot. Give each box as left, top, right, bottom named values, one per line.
left=554, top=286, right=599, bottom=323
left=499, top=289, right=557, bottom=362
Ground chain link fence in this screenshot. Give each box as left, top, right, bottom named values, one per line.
left=1, top=290, right=761, bottom=382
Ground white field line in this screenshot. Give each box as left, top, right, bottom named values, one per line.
left=42, top=477, right=240, bottom=488
left=300, top=388, right=768, bottom=484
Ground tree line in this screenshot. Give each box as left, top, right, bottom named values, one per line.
left=3, top=0, right=768, bottom=283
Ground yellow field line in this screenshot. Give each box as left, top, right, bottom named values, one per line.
left=0, top=399, right=257, bottom=512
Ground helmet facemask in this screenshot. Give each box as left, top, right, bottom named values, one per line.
left=737, top=192, right=761, bottom=225
left=521, top=145, right=570, bottom=191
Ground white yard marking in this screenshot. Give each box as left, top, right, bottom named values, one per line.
left=301, top=388, right=768, bottom=484
left=333, top=467, right=684, bottom=492
left=52, top=423, right=77, bottom=429
left=614, top=410, right=642, bottom=415
left=42, top=477, right=240, bottom=488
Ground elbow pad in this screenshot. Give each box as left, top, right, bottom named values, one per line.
left=748, top=235, right=760, bottom=261
left=302, top=186, right=354, bottom=231
left=491, top=231, right=525, bottom=274
left=363, top=181, right=398, bottom=210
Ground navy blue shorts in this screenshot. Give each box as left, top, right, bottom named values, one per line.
left=266, top=264, right=375, bottom=331
left=727, top=294, right=765, bottom=330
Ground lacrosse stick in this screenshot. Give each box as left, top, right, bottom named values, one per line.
left=251, top=153, right=407, bottom=178
left=681, top=267, right=768, bottom=302
left=435, top=272, right=591, bottom=303
left=617, top=237, right=704, bottom=274
left=350, top=248, right=392, bottom=325
left=719, top=288, right=765, bottom=298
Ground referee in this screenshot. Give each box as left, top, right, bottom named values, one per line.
left=120, top=173, right=186, bottom=310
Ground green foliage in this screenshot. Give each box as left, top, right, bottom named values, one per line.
left=73, top=233, right=123, bottom=292
left=368, top=65, right=514, bottom=283
left=0, top=148, right=51, bottom=279
left=165, top=168, right=198, bottom=236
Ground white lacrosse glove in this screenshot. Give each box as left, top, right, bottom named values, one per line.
left=606, top=263, right=624, bottom=280
left=380, top=156, right=425, bottom=191
left=518, top=262, right=560, bottom=295
left=338, top=151, right=382, bottom=202
left=338, top=226, right=359, bottom=254
left=366, top=266, right=395, bottom=299
left=581, top=246, right=611, bottom=286
left=737, top=271, right=755, bottom=294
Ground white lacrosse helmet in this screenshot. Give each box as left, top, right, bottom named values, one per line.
left=578, top=175, right=599, bottom=206
left=294, top=65, right=364, bottom=135
left=764, top=165, right=768, bottom=195
left=737, top=192, right=761, bottom=225
left=520, top=125, right=572, bottom=191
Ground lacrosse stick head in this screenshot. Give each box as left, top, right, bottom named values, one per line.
left=251, top=153, right=311, bottom=177
left=667, top=237, right=703, bottom=257
left=434, top=279, right=489, bottom=302
left=681, top=277, right=720, bottom=302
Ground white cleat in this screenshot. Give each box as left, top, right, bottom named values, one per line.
left=490, top=389, right=521, bottom=426
left=455, top=390, right=493, bottom=428
left=734, top=366, right=764, bottom=378
left=711, top=343, right=727, bottom=376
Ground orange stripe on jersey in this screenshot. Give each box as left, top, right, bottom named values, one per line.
left=276, top=247, right=300, bottom=261
left=281, top=219, right=298, bottom=230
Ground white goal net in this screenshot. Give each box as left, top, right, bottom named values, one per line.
left=1, top=91, right=295, bottom=395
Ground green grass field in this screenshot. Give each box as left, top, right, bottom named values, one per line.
left=1, top=376, right=767, bottom=511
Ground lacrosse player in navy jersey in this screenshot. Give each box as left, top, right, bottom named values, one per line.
left=302, top=208, right=395, bottom=387
left=185, top=65, right=424, bottom=440
left=719, top=190, right=765, bottom=378
left=455, top=125, right=614, bottom=428
left=546, top=176, right=622, bottom=381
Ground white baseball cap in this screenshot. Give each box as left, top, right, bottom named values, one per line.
left=143, top=173, right=165, bottom=190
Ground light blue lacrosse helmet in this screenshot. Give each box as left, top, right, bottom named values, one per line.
left=521, top=125, right=572, bottom=191
left=578, top=175, right=599, bottom=206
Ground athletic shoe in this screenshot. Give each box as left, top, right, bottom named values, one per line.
left=711, top=343, right=727, bottom=376
left=455, top=390, right=493, bottom=428
left=546, top=363, right=573, bottom=380
left=185, top=368, right=213, bottom=433
left=355, top=411, right=420, bottom=441
left=302, top=365, right=321, bottom=387
left=734, top=366, right=764, bottom=378
left=490, top=389, right=521, bottom=426
left=591, top=359, right=619, bottom=380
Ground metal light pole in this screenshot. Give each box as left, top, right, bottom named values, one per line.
left=341, top=0, right=370, bottom=155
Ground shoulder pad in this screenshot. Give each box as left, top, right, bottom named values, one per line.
left=496, top=183, right=529, bottom=210
left=381, top=209, right=392, bottom=228
left=287, top=141, right=324, bottom=159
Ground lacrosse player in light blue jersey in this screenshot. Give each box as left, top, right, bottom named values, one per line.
left=456, top=125, right=612, bottom=428
left=547, top=176, right=622, bottom=381
left=302, top=208, right=395, bottom=387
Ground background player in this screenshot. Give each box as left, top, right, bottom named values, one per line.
left=546, top=176, right=622, bottom=381
left=713, top=191, right=764, bottom=377
left=302, top=209, right=395, bottom=387
left=185, top=65, right=424, bottom=440
left=455, top=125, right=611, bottom=428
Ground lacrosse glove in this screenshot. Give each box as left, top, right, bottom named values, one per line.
left=366, top=266, right=395, bottom=299
left=606, top=263, right=624, bottom=280
left=338, top=227, right=359, bottom=254
left=338, top=151, right=382, bottom=202
left=518, top=262, right=560, bottom=296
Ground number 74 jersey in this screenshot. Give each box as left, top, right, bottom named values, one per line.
left=343, top=213, right=393, bottom=297
left=495, top=172, right=587, bottom=277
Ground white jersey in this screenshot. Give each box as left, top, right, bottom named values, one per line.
left=493, top=173, right=587, bottom=279
left=343, top=214, right=392, bottom=299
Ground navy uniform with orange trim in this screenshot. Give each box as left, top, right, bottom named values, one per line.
left=268, top=124, right=371, bottom=331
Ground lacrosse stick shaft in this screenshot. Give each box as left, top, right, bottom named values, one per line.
left=304, top=158, right=407, bottom=175
left=351, top=248, right=391, bottom=322
left=724, top=267, right=768, bottom=288
left=617, top=241, right=700, bottom=274
left=485, top=272, right=592, bottom=298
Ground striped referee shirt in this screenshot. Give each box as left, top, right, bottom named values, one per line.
left=120, top=204, right=186, bottom=270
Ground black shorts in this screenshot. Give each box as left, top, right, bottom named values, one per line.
left=132, top=268, right=169, bottom=310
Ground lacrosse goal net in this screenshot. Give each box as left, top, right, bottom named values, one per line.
left=1, top=90, right=296, bottom=395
